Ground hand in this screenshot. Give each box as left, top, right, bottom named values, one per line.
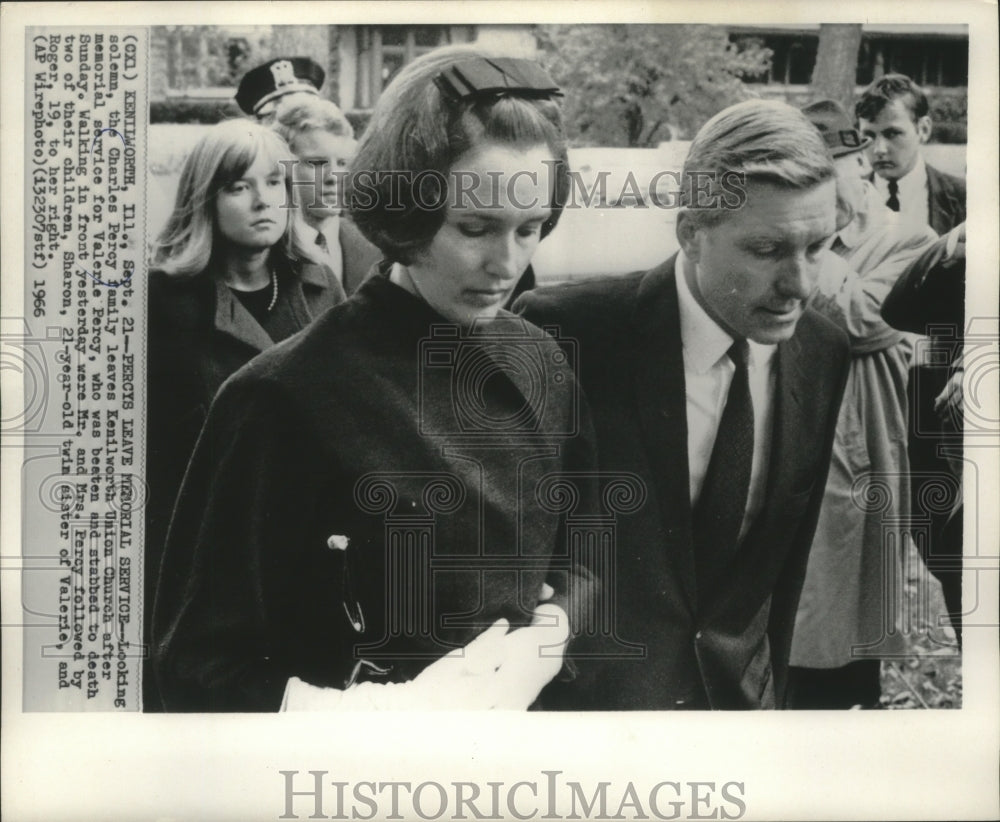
left=934, top=369, right=964, bottom=425
left=280, top=602, right=569, bottom=711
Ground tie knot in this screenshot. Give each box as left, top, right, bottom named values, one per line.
left=887, top=179, right=899, bottom=195
left=728, top=339, right=750, bottom=369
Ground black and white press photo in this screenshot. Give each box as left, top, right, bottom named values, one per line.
left=2, top=3, right=997, bottom=821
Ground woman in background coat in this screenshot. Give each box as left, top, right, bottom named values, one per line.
left=144, top=120, right=344, bottom=707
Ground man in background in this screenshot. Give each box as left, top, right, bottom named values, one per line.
left=789, top=99, right=937, bottom=709
left=235, top=56, right=327, bottom=122
left=271, top=96, right=381, bottom=294
left=857, top=74, right=967, bottom=624
left=236, top=57, right=381, bottom=293
left=856, top=73, right=965, bottom=236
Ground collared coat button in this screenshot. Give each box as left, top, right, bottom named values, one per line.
left=694, top=630, right=703, bottom=640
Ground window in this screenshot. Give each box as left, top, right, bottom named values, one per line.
left=355, top=26, right=453, bottom=108
left=161, top=27, right=252, bottom=92
left=729, top=34, right=818, bottom=86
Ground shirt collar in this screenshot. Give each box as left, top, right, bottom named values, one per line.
left=875, top=154, right=927, bottom=198
left=301, top=214, right=341, bottom=245
left=675, top=250, right=776, bottom=374
left=898, top=154, right=928, bottom=201
left=838, top=181, right=901, bottom=249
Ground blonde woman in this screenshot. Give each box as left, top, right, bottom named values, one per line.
left=144, top=120, right=345, bottom=706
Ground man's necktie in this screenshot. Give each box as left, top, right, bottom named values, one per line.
left=886, top=179, right=900, bottom=212
left=692, top=339, right=754, bottom=593
left=316, top=232, right=329, bottom=254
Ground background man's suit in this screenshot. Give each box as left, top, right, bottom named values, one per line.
left=517, top=256, right=850, bottom=709
left=925, top=164, right=966, bottom=237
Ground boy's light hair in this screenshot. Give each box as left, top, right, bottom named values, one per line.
left=270, top=95, right=355, bottom=151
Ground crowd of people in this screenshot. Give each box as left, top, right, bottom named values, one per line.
left=143, top=47, right=967, bottom=712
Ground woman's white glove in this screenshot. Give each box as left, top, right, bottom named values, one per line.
left=281, top=601, right=569, bottom=711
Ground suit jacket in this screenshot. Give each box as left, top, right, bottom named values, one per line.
left=925, top=163, right=966, bottom=237
left=340, top=218, right=384, bottom=295
left=516, top=255, right=850, bottom=709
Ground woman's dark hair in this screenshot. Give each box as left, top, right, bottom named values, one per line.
left=346, top=45, right=569, bottom=264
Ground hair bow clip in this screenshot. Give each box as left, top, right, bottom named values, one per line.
left=434, top=57, right=563, bottom=102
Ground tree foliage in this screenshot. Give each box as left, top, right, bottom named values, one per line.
left=535, top=25, right=772, bottom=147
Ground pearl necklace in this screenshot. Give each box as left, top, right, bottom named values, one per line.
left=267, top=269, right=278, bottom=312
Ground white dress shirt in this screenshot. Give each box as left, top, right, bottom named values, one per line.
left=301, top=215, right=344, bottom=285
left=675, top=251, right=778, bottom=541
left=873, top=154, right=930, bottom=230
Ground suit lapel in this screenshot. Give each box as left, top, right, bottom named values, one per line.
left=632, top=256, right=697, bottom=613
left=762, top=333, right=808, bottom=508
left=298, top=261, right=347, bottom=319
left=926, top=164, right=962, bottom=236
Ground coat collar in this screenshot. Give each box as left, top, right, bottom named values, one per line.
left=212, top=259, right=341, bottom=352
left=631, top=255, right=699, bottom=611
left=212, top=278, right=276, bottom=352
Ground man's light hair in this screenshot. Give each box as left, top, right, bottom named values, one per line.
left=681, top=98, right=835, bottom=227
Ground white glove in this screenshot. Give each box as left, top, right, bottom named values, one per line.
left=281, top=602, right=569, bottom=711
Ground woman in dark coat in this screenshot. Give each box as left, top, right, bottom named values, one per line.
left=144, top=120, right=349, bottom=707
left=152, top=47, right=598, bottom=711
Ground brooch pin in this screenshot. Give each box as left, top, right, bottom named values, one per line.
left=327, top=534, right=365, bottom=633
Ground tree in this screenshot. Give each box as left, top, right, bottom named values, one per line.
left=535, top=25, right=772, bottom=147
left=809, top=24, right=863, bottom=110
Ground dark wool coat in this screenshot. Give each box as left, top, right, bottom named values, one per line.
left=152, top=274, right=597, bottom=711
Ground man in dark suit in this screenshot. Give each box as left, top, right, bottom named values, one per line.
left=517, top=99, right=851, bottom=710
left=856, top=74, right=966, bottom=237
